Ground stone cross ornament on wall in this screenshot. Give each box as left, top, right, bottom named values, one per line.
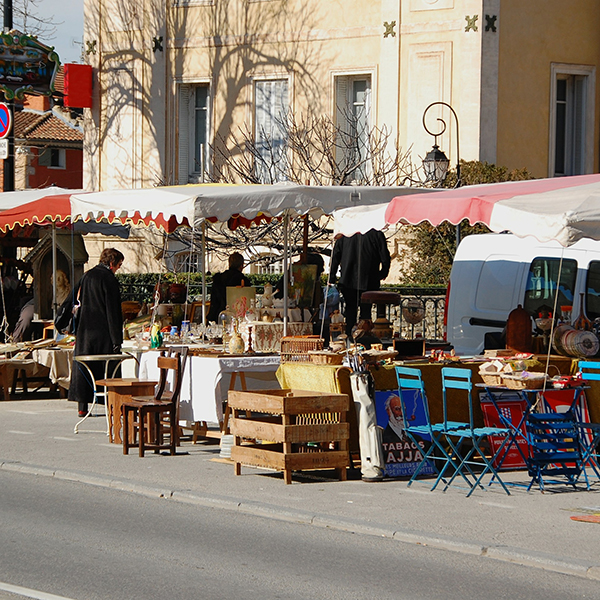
left=465, top=15, right=478, bottom=32
left=383, top=21, right=396, bottom=38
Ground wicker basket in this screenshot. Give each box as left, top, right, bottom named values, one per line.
left=308, top=351, right=344, bottom=365
left=479, top=372, right=503, bottom=386
left=501, top=373, right=548, bottom=390
left=280, top=336, right=324, bottom=363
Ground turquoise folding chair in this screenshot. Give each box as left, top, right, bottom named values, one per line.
left=394, top=366, right=471, bottom=491
left=440, top=367, right=511, bottom=497
left=574, top=361, right=600, bottom=479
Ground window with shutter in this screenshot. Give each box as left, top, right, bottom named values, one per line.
left=178, top=85, right=190, bottom=184
left=550, top=64, right=595, bottom=177
left=178, top=83, right=211, bottom=184
left=254, top=78, right=289, bottom=183
left=334, top=74, right=371, bottom=183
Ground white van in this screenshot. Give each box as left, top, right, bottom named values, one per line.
left=446, top=233, right=600, bottom=356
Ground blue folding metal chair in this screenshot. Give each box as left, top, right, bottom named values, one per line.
left=440, top=367, right=512, bottom=496
left=526, top=411, right=586, bottom=491
left=394, top=366, right=470, bottom=490
left=574, top=360, right=600, bottom=479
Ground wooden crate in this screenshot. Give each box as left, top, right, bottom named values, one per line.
left=229, top=388, right=350, bottom=484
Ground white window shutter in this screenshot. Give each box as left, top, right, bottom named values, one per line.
left=364, top=80, right=372, bottom=128
left=178, top=85, right=190, bottom=184
left=573, top=76, right=585, bottom=175
left=335, top=76, right=349, bottom=132
left=335, top=76, right=349, bottom=169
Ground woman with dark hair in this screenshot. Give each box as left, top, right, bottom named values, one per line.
left=68, top=248, right=125, bottom=416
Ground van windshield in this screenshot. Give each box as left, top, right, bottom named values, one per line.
left=523, top=257, right=577, bottom=317
left=586, top=261, right=600, bottom=320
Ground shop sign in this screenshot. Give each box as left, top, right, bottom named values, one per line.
left=0, top=30, right=60, bottom=100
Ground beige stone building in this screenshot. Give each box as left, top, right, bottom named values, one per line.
left=80, top=0, right=600, bottom=276
left=83, top=0, right=600, bottom=189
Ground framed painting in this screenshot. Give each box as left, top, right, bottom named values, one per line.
left=190, top=302, right=205, bottom=324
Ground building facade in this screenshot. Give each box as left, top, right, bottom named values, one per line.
left=82, top=0, right=600, bottom=191
left=14, top=94, right=84, bottom=190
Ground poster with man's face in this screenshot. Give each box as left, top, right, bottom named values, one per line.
left=375, top=390, right=436, bottom=478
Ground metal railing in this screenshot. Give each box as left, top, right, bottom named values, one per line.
left=119, top=282, right=446, bottom=341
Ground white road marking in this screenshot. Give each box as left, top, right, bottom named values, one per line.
left=7, top=431, right=34, bottom=435
left=0, top=580, right=77, bottom=600
left=478, top=501, right=515, bottom=509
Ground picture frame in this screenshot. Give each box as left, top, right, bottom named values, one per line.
left=190, top=302, right=205, bottom=324
left=226, top=286, right=256, bottom=318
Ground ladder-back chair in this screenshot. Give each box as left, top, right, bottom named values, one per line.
left=122, top=348, right=186, bottom=457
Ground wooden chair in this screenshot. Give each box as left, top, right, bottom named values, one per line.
left=121, top=348, right=186, bottom=457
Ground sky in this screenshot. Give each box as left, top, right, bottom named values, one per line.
left=36, top=0, right=84, bottom=64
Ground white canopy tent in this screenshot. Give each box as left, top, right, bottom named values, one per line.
left=0, top=187, right=83, bottom=212
left=332, top=202, right=392, bottom=238
left=70, top=183, right=430, bottom=226
left=71, top=183, right=431, bottom=331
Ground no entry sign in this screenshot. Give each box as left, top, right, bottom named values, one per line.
left=0, top=103, right=11, bottom=139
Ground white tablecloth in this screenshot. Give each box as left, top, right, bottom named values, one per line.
left=139, top=352, right=281, bottom=423
left=32, top=347, right=138, bottom=389
left=32, top=347, right=73, bottom=389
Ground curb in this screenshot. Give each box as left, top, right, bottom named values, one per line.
left=2, top=458, right=600, bottom=579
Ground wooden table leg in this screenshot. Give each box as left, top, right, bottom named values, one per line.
left=0, top=364, right=13, bottom=400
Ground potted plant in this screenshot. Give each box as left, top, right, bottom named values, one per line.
left=169, top=273, right=188, bottom=304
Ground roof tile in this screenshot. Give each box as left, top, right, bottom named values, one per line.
left=14, top=110, right=82, bottom=143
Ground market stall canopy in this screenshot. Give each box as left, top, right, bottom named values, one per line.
left=333, top=202, right=392, bottom=237
left=0, top=187, right=82, bottom=212
left=0, top=194, right=73, bottom=231
left=70, top=183, right=430, bottom=227
left=0, top=194, right=129, bottom=237
left=384, top=173, right=600, bottom=247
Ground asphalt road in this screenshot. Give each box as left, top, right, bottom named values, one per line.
left=0, top=470, right=599, bottom=600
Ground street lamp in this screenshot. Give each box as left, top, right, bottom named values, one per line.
left=422, top=101, right=462, bottom=246
left=422, top=144, right=450, bottom=183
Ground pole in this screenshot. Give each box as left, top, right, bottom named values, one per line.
left=283, top=214, right=289, bottom=336
left=2, top=0, right=13, bottom=192
left=3, top=0, right=12, bottom=29
left=201, top=221, right=206, bottom=324
left=52, top=223, right=57, bottom=322
left=423, top=101, right=461, bottom=249
left=301, top=215, right=309, bottom=263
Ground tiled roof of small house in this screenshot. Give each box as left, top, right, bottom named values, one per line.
left=14, top=110, right=83, bottom=144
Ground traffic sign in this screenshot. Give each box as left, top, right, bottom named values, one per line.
left=0, top=103, right=11, bottom=139
left=0, top=139, right=8, bottom=159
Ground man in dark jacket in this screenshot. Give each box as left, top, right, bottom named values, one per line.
left=69, top=248, right=124, bottom=416
left=206, top=252, right=251, bottom=323
left=329, top=229, right=391, bottom=335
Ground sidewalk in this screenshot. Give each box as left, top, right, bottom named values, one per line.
left=2, top=397, right=600, bottom=580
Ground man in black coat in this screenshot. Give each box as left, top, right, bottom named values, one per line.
left=68, top=248, right=124, bottom=416
left=329, top=229, right=391, bottom=335
left=206, top=252, right=251, bottom=323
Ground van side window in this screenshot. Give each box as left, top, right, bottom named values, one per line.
left=523, top=257, right=577, bottom=317
left=586, top=261, right=600, bottom=320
